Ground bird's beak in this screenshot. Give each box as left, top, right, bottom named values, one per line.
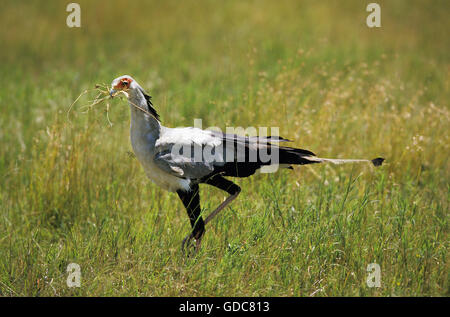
left=109, top=88, right=117, bottom=98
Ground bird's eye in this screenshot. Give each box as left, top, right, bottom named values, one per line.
left=122, top=81, right=128, bottom=86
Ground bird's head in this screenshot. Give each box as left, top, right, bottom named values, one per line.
left=109, top=75, right=160, bottom=121
left=110, top=75, right=137, bottom=98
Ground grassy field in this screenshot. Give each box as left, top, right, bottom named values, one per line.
left=0, top=0, right=448, bottom=296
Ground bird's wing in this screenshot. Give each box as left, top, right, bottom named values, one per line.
left=213, top=132, right=292, bottom=144
left=153, top=127, right=224, bottom=180
left=153, top=127, right=291, bottom=180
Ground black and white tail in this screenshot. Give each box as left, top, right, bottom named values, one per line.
left=279, top=146, right=385, bottom=167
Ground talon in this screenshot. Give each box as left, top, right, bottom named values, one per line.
left=181, top=232, right=203, bottom=257
left=181, top=233, right=196, bottom=256
left=195, top=235, right=203, bottom=250
left=181, top=233, right=193, bottom=254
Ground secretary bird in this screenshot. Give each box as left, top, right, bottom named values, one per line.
left=109, top=75, right=384, bottom=254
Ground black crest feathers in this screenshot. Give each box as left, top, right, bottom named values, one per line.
left=140, top=88, right=160, bottom=121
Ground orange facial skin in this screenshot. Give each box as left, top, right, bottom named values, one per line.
left=113, top=77, right=134, bottom=91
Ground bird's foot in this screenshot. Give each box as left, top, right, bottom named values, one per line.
left=181, top=233, right=202, bottom=257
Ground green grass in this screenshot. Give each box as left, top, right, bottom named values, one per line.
left=0, top=0, right=448, bottom=296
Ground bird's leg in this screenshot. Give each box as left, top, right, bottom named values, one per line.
left=178, top=176, right=241, bottom=256
left=203, top=175, right=241, bottom=225
left=204, top=190, right=240, bottom=225
left=177, top=185, right=205, bottom=256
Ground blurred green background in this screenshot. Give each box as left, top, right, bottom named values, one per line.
left=0, top=1, right=448, bottom=296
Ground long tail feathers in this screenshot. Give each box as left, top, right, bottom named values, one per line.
left=304, top=156, right=385, bottom=167
left=278, top=146, right=384, bottom=167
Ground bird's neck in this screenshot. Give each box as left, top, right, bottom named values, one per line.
left=128, top=90, right=161, bottom=139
